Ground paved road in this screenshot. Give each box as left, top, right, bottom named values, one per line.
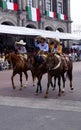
left=0, top=96, right=81, bottom=130
left=0, top=61, right=81, bottom=130
left=0, top=61, right=81, bottom=101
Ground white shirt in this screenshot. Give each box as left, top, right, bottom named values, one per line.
left=17, top=46, right=27, bottom=54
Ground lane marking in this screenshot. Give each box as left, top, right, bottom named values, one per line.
left=0, top=96, right=81, bottom=112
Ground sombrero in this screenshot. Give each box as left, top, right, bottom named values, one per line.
left=15, top=40, right=26, bottom=45
left=40, top=36, right=46, bottom=41
left=53, top=37, right=60, bottom=44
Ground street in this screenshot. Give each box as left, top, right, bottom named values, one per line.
left=0, top=61, right=81, bottom=130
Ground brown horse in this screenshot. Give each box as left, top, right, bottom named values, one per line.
left=27, top=54, right=54, bottom=94
left=45, top=53, right=73, bottom=98
left=5, top=52, right=29, bottom=90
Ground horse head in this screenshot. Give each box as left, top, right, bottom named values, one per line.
left=46, top=53, right=61, bottom=71
left=5, top=53, right=11, bottom=64
left=46, top=53, right=55, bottom=70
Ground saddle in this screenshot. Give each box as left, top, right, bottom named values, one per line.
left=38, top=50, right=48, bottom=61
left=18, top=54, right=28, bottom=63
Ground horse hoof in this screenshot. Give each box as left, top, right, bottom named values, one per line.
left=62, top=90, right=64, bottom=93
left=53, top=88, right=55, bottom=91
left=23, top=85, right=27, bottom=88
left=13, top=87, right=16, bottom=90
left=58, top=93, right=61, bottom=96
left=19, top=88, right=22, bottom=91
left=71, top=87, right=74, bottom=90
left=24, top=86, right=27, bottom=88
left=39, top=91, right=42, bottom=94
left=44, top=95, right=48, bottom=98
left=34, top=93, right=39, bottom=96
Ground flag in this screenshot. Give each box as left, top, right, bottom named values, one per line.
left=26, top=6, right=40, bottom=21
left=0, top=0, right=18, bottom=11
left=57, top=13, right=67, bottom=20
left=45, top=11, right=56, bottom=18
left=0, top=0, right=7, bottom=9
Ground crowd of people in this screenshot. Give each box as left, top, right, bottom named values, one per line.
left=68, top=48, right=81, bottom=62
left=0, top=53, right=10, bottom=71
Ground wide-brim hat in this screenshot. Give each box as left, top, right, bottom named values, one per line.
left=53, top=37, right=60, bottom=44
left=40, top=36, right=46, bottom=42
left=15, top=40, right=26, bottom=45
left=35, top=36, right=41, bottom=41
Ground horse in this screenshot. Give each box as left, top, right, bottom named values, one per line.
left=5, top=52, right=29, bottom=90
left=44, top=53, right=73, bottom=98
left=27, top=53, right=54, bottom=94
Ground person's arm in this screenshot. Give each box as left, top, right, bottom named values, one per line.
left=35, top=42, right=39, bottom=48
left=57, top=45, right=62, bottom=54
left=43, top=43, right=49, bottom=52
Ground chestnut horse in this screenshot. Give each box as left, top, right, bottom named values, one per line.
left=5, top=52, right=29, bottom=90
left=45, top=53, right=73, bottom=98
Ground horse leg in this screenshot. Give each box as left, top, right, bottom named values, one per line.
left=50, top=77, right=54, bottom=90
left=67, top=70, right=74, bottom=90
left=58, top=76, right=61, bottom=96
left=61, top=74, right=66, bottom=93
left=32, top=73, right=36, bottom=87
left=36, top=77, right=42, bottom=94
left=35, top=80, right=39, bottom=94
left=20, top=73, right=23, bottom=90
left=44, top=74, right=51, bottom=98
left=11, top=72, right=16, bottom=90
left=23, top=71, right=28, bottom=87
left=39, top=77, right=42, bottom=93
left=53, top=77, right=56, bottom=90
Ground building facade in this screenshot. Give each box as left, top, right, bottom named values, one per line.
left=0, top=0, right=71, bottom=32
left=0, top=0, right=72, bottom=51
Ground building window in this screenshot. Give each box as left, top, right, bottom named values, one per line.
left=45, top=0, right=51, bottom=11
left=26, top=0, right=33, bottom=7
left=57, top=2, right=62, bottom=13
left=7, top=0, right=13, bottom=2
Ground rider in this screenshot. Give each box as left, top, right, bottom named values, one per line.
left=15, top=40, right=27, bottom=54
left=53, top=37, right=68, bottom=71
left=34, top=36, right=49, bottom=66
left=15, top=40, right=27, bottom=59
left=35, top=36, right=49, bottom=52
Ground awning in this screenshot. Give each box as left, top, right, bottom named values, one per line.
left=0, top=24, right=81, bottom=40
